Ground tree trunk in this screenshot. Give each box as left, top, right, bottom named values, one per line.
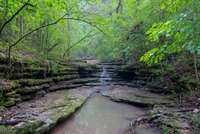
left=193, top=53, right=199, bottom=80
left=7, top=46, right=12, bottom=79
left=116, top=0, right=123, bottom=13
left=19, top=15, right=24, bottom=37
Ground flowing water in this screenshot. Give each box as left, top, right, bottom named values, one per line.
left=50, top=66, right=160, bottom=134
left=100, top=66, right=112, bottom=86
left=51, top=96, right=148, bottom=134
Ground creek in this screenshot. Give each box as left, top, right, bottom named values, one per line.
left=50, top=65, right=160, bottom=134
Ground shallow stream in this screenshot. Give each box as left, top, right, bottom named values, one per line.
left=50, top=66, right=160, bottom=134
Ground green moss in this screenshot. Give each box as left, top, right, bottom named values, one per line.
left=195, top=113, right=200, bottom=128
left=24, top=66, right=46, bottom=73
left=10, top=81, right=20, bottom=89
left=6, top=91, right=16, bottom=97
left=0, top=125, right=14, bottom=134
left=16, top=87, right=38, bottom=94
left=52, top=75, right=79, bottom=82
left=4, top=98, right=16, bottom=107
left=12, top=94, right=84, bottom=134
left=0, top=91, right=6, bottom=106
left=178, top=76, right=200, bottom=90
left=18, top=79, right=52, bottom=86
left=0, top=106, right=6, bottom=112
left=162, top=125, right=170, bottom=134
left=49, top=98, right=83, bottom=122
left=14, top=121, right=43, bottom=134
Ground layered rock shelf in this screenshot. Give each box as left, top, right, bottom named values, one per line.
left=0, top=59, right=199, bottom=134
left=0, top=87, right=100, bottom=134
left=0, top=57, right=101, bottom=108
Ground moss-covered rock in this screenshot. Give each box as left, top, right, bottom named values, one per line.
left=16, top=84, right=49, bottom=95
left=13, top=120, right=44, bottom=134
left=0, top=80, right=19, bottom=92
left=150, top=106, right=191, bottom=133
left=5, top=91, right=16, bottom=97
left=178, top=76, right=200, bottom=91
left=2, top=88, right=94, bottom=134
left=0, top=106, right=6, bottom=113
left=4, top=98, right=16, bottom=107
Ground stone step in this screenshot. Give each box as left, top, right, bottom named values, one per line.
left=48, top=83, right=82, bottom=92
left=16, top=84, right=50, bottom=95
left=98, top=62, right=123, bottom=66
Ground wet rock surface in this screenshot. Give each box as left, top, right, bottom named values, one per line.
left=101, top=85, right=194, bottom=133
left=0, top=86, right=100, bottom=134
left=0, top=60, right=198, bottom=134
left=102, top=85, right=173, bottom=107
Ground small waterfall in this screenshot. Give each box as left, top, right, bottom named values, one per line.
left=100, top=66, right=112, bottom=86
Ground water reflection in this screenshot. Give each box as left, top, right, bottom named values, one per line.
left=51, top=96, right=145, bottom=134
left=51, top=65, right=160, bottom=134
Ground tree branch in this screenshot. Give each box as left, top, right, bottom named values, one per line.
left=9, top=14, right=105, bottom=48
left=64, top=17, right=106, bottom=35
left=47, top=43, right=60, bottom=52
left=63, top=31, right=97, bottom=57
left=0, top=1, right=34, bottom=35
left=116, top=0, right=122, bottom=13
left=9, top=13, right=68, bottom=48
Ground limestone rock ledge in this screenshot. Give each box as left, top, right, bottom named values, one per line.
left=102, top=85, right=193, bottom=133
left=102, top=85, right=173, bottom=107
left=0, top=87, right=96, bottom=134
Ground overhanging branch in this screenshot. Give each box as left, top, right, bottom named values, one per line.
left=64, top=17, right=106, bottom=35
left=47, top=43, right=60, bottom=52
left=9, top=14, right=105, bottom=48
left=9, top=13, right=68, bottom=48
left=0, top=1, right=34, bottom=35
left=63, top=31, right=97, bottom=57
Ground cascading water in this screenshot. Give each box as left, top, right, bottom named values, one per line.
left=100, top=66, right=112, bottom=86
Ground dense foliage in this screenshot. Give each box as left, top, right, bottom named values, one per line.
left=0, top=0, right=199, bottom=89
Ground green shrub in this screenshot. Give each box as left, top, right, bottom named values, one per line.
left=0, top=91, right=6, bottom=106
left=195, top=113, right=200, bottom=128
left=0, top=126, right=13, bottom=134
left=162, top=126, right=170, bottom=134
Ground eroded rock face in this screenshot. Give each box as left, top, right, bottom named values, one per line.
left=0, top=86, right=99, bottom=134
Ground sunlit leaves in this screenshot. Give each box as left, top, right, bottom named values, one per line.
left=160, top=0, right=192, bottom=13
left=141, top=0, right=200, bottom=65
left=140, top=47, right=165, bottom=65
left=147, top=20, right=174, bottom=42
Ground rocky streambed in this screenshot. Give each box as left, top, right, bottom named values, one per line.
left=0, top=86, right=101, bottom=134
left=50, top=86, right=163, bottom=134
left=0, top=61, right=197, bottom=134
left=0, top=84, right=193, bottom=134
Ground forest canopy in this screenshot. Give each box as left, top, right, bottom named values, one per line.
left=0, top=0, right=199, bottom=80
